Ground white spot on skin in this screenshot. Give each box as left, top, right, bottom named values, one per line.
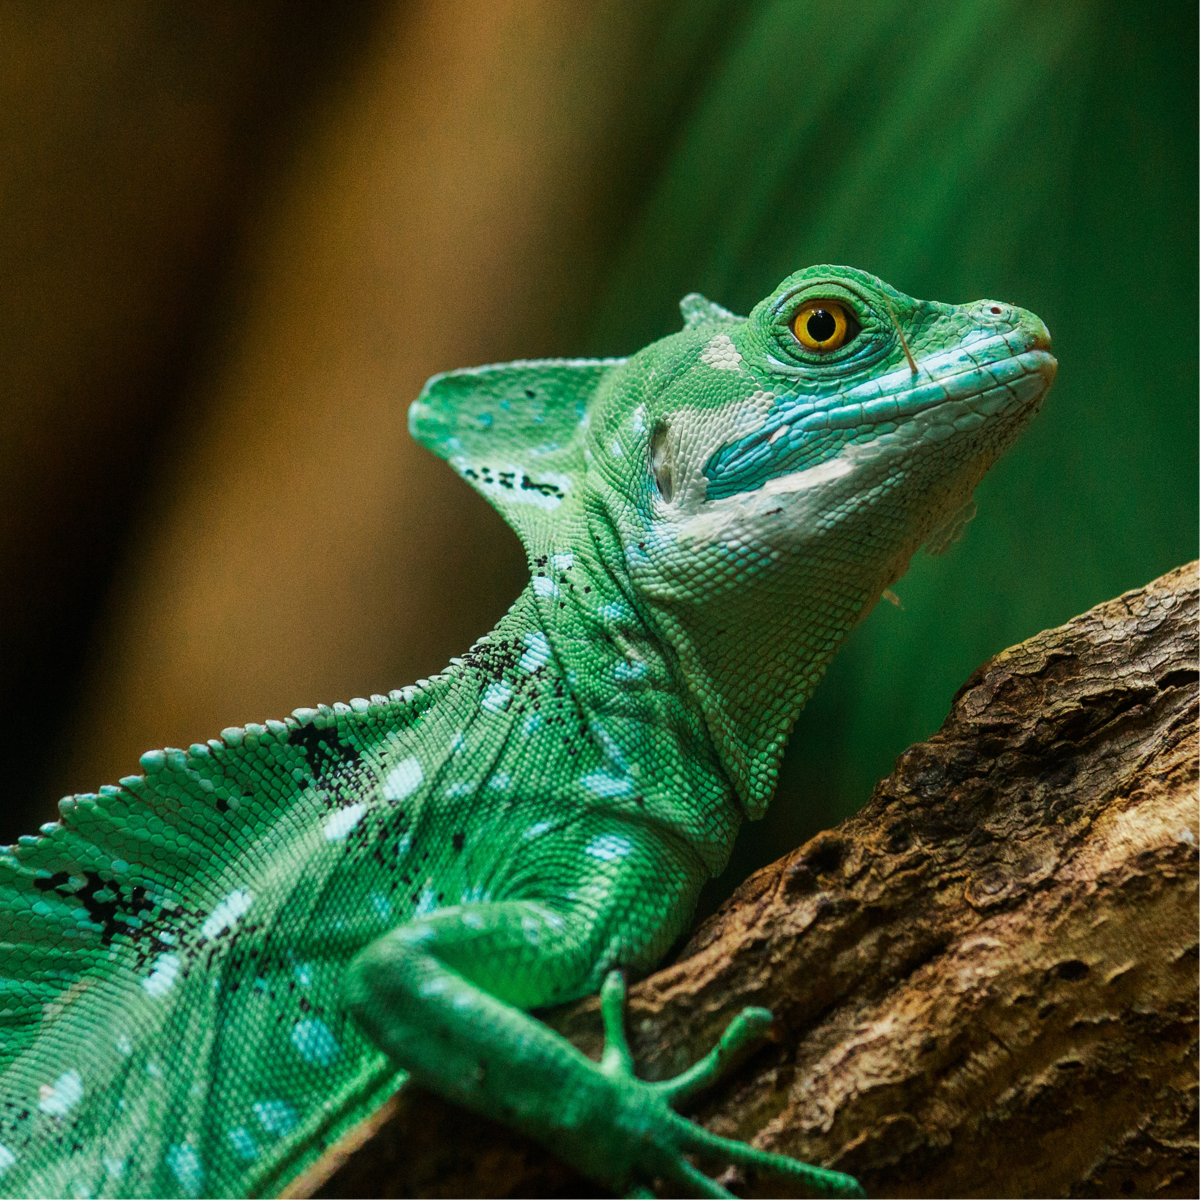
left=700, top=332, right=743, bottom=371
left=165, top=1143, right=203, bottom=1198
left=610, top=439, right=624, bottom=457
left=630, top=405, right=647, bottom=435
left=590, top=723, right=630, bottom=771
left=395, top=923, right=436, bottom=945
left=585, top=833, right=634, bottom=861
left=449, top=732, right=466, bottom=752
left=227, top=1128, right=258, bottom=1161
left=552, top=552, right=574, bottom=571
left=293, top=962, right=314, bottom=987
left=291, top=1020, right=340, bottom=1068
left=462, top=911, right=485, bottom=930
left=614, top=660, right=647, bottom=681
left=143, top=953, right=181, bottom=998
left=731, top=388, right=775, bottom=436
left=146, top=1060, right=162, bottom=1078
left=323, top=803, right=366, bottom=842
left=0, top=1144, right=15, bottom=1178
left=488, top=773, right=511, bottom=790
left=445, top=781, right=475, bottom=798
left=38, top=1070, right=83, bottom=1115
left=418, top=977, right=448, bottom=998
left=252, top=1099, right=298, bottom=1136
left=675, top=451, right=858, bottom=546
left=519, top=632, right=551, bottom=673
left=201, top=889, right=253, bottom=939
left=522, top=712, right=542, bottom=736
left=382, top=756, right=423, bottom=801
left=103, top=1156, right=125, bottom=1179
left=523, top=821, right=553, bottom=840
left=414, top=887, right=440, bottom=917
left=532, top=576, right=559, bottom=599
left=580, top=771, right=633, bottom=798
left=370, top=893, right=393, bottom=921
left=521, top=914, right=541, bottom=946
left=115, top=1035, right=133, bottom=1056
left=481, top=682, right=513, bottom=713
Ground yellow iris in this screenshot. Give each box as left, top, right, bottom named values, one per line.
left=792, top=300, right=851, bottom=351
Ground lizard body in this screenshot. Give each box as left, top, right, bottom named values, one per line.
left=0, top=266, right=1054, bottom=1198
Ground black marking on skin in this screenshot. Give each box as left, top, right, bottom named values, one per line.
left=521, top=475, right=563, bottom=498
left=289, top=724, right=362, bottom=775
left=461, top=615, right=595, bottom=764
left=452, top=832, right=465, bottom=852
left=460, top=466, right=563, bottom=499
left=463, top=638, right=523, bottom=682
left=34, top=870, right=157, bottom=947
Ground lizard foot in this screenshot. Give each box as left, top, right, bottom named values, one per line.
left=597, top=971, right=865, bottom=1199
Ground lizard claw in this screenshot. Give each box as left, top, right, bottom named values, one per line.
left=597, top=971, right=866, bottom=1198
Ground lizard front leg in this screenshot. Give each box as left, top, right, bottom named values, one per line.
left=343, top=825, right=864, bottom=1197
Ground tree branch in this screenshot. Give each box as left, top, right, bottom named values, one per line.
left=301, top=563, right=1198, bottom=1199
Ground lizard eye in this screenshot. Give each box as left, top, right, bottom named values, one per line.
left=791, top=300, right=860, bottom=352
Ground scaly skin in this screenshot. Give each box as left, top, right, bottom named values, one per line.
left=0, top=266, right=1054, bottom=1198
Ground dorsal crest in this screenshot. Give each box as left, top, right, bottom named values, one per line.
left=678, top=292, right=742, bottom=329
left=408, top=357, right=624, bottom=549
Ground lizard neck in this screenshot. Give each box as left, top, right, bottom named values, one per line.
left=439, top=538, right=742, bottom=879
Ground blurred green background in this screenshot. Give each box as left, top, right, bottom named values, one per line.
left=2, top=1, right=1195, bottom=920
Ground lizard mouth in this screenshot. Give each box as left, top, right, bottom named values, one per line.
left=702, top=330, right=1055, bottom=503
left=813, top=343, right=1055, bottom=432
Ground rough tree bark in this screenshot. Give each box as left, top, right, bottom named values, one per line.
left=298, top=563, right=1198, bottom=1199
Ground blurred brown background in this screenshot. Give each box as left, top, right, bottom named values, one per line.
left=2, top=1, right=1196, bottom=926
left=2, top=0, right=720, bottom=833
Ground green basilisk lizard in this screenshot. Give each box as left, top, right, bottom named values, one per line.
left=0, top=265, right=1054, bottom=1198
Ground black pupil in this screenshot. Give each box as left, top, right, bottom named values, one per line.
left=806, top=308, right=837, bottom=343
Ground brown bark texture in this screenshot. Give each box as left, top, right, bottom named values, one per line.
left=306, top=563, right=1199, bottom=1200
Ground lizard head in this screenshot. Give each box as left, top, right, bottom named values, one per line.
left=585, top=264, right=1056, bottom=813
left=409, top=264, right=1055, bottom=816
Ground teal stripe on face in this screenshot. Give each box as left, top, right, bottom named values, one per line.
left=702, top=329, right=1045, bottom=501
